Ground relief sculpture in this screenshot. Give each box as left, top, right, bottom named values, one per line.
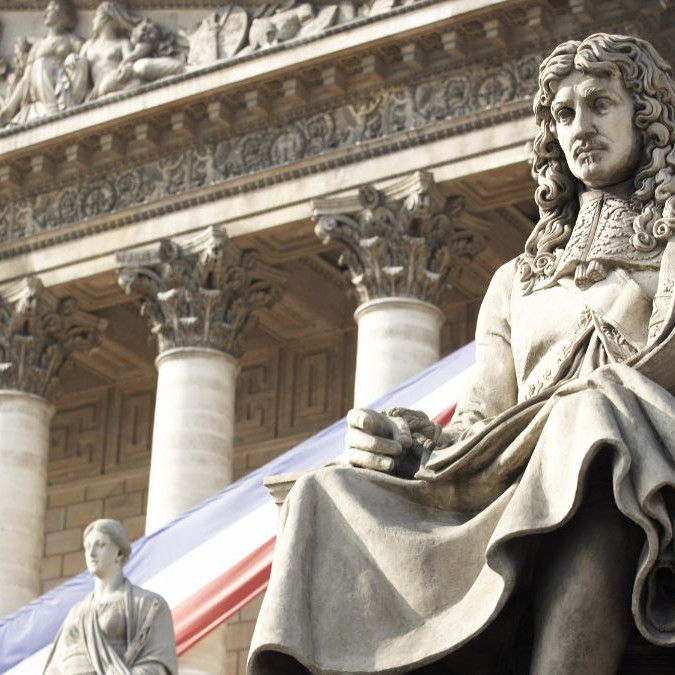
left=0, top=0, right=408, bottom=127
left=0, top=0, right=82, bottom=126
left=0, top=52, right=540, bottom=241
left=63, top=1, right=187, bottom=104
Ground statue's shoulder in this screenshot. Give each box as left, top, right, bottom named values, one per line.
left=491, top=258, right=519, bottom=286
left=128, top=582, right=171, bottom=614
left=483, top=257, right=520, bottom=305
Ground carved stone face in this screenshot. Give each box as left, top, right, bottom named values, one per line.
left=44, top=0, right=67, bottom=28
left=84, top=528, right=122, bottom=578
left=551, top=70, right=642, bottom=190
left=92, top=8, right=109, bottom=35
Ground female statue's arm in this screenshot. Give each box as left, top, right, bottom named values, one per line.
left=61, top=42, right=91, bottom=107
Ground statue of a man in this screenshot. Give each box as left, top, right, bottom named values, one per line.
left=43, top=519, right=178, bottom=674
left=248, top=34, right=675, bottom=674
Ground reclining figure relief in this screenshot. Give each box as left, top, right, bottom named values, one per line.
left=248, top=33, right=675, bottom=674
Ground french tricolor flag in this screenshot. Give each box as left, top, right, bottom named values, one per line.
left=0, top=342, right=475, bottom=673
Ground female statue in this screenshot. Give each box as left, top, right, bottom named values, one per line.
left=0, top=0, right=81, bottom=125
left=64, top=1, right=186, bottom=104
left=43, top=519, right=177, bottom=674
left=249, top=34, right=675, bottom=674
left=69, top=0, right=139, bottom=102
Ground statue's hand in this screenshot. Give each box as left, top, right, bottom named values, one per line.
left=346, top=408, right=412, bottom=473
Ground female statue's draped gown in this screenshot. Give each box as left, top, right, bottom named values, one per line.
left=248, top=187, right=675, bottom=674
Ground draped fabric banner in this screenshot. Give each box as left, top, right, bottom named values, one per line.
left=0, top=342, right=475, bottom=673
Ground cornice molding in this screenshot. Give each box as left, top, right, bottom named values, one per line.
left=0, top=47, right=542, bottom=255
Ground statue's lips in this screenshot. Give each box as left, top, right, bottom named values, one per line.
left=574, top=142, right=606, bottom=159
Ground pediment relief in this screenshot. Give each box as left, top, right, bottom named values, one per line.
left=0, top=0, right=418, bottom=129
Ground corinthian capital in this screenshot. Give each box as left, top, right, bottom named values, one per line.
left=117, top=227, right=284, bottom=357
left=313, top=171, right=485, bottom=305
left=0, top=278, right=104, bottom=401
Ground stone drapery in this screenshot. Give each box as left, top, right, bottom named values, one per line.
left=248, top=239, right=675, bottom=673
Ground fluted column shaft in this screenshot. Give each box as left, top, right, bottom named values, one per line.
left=353, top=298, right=443, bottom=406
left=0, top=392, right=54, bottom=616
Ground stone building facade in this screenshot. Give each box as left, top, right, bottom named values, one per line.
left=0, top=0, right=669, bottom=672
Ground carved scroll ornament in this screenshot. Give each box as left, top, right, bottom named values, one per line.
left=117, top=227, right=284, bottom=356
left=313, top=171, right=485, bottom=305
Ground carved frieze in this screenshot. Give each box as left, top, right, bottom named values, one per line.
left=117, top=227, right=285, bottom=356
left=313, top=171, right=485, bottom=305
left=0, top=52, right=541, bottom=245
left=0, top=277, right=105, bottom=401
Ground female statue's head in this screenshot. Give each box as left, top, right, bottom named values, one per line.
left=83, top=518, right=132, bottom=575
left=92, top=0, right=139, bottom=37
left=44, top=0, right=77, bottom=31
left=521, top=33, right=675, bottom=291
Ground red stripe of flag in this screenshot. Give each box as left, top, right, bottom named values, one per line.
left=172, top=537, right=276, bottom=654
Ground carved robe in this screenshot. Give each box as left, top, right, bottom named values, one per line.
left=43, top=581, right=177, bottom=675
left=248, top=193, right=675, bottom=674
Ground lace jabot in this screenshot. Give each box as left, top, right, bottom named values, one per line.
left=551, top=186, right=663, bottom=289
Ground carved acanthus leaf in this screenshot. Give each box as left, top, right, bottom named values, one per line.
left=313, top=171, right=485, bottom=305
left=117, top=227, right=284, bottom=356
left=0, top=277, right=105, bottom=401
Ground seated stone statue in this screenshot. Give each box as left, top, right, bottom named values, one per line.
left=43, top=519, right=177, bottom=674
left=248, top=33, right=675, bottom=674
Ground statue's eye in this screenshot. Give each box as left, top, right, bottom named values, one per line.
left=595, top=97, right=611, bottom=113
left=555, top=107, right=574, bottom=124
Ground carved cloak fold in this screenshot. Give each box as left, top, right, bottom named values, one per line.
left=248, top=243, right=675, bottom=675
left=43, top=580, right=178, bottom=675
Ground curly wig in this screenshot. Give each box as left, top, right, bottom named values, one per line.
left=521, top=33, right=675, bottom=292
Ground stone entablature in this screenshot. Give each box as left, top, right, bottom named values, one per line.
left=0, top=277, right=104, bottom=401
left=313, top=171, right=484, bottom=304
left=0, top=47, right=541, bottom=249
left=0, top=1, right=661, bottom=261
left=117, top=227, right=285, bottom=356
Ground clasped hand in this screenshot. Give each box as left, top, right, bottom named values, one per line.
left=346, top=408, right=414, bottom=474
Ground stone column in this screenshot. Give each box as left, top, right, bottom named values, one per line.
left=118, top=228, right=284, bottom=533
left=314, top=171, right=485, bottom=407
left=0, top=278, right=103, bottom=617
left=118, top=228, right=283, bottom=674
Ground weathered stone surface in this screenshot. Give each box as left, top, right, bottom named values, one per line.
left=117, top=227, right=284, bottom=356
left=0, top=277, right=104, bottom=401
left=314, top=171, right=485, bottom=304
